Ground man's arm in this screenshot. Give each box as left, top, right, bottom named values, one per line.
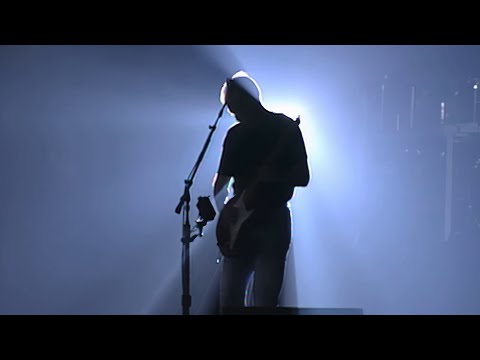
left=259, top=125, right=310, bottom=187
left=287, top=157, right=310, bottom=187
left=213, top=126, right=237, bottom=212
left=213, top=173, right=231, bottom=212
left=259, top=158, right=309, bottom=186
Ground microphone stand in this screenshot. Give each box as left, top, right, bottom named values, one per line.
left=174, top=104, right=226, bottom=315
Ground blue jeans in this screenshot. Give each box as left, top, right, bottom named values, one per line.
left=219, top=206, right=291, bottom=311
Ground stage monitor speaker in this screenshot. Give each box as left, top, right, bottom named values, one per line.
left=222, top=307, right=363, bottom=315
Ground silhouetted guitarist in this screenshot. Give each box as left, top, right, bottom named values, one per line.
left=213, top=72, right=310, bottom=312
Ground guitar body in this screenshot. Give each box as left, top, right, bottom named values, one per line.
left=216, top=191, right=255, bottom=257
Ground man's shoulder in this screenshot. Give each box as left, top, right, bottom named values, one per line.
left=270, top=111, right=292, bottom=121
left=270, top=112, right=299, bottom=125
left=269, top=112, right=301, bottom=134
left=226, top=122, right=242, bottom=135
left=223, top=122, right=243, bottom=143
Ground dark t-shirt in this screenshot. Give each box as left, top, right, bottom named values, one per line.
left=218, top=111, right=308, bottom=209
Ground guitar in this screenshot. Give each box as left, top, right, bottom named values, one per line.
left=216, top=115, right=300, bottom=257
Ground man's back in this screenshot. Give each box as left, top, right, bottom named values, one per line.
left=218, top=111, right=307, bottom=209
